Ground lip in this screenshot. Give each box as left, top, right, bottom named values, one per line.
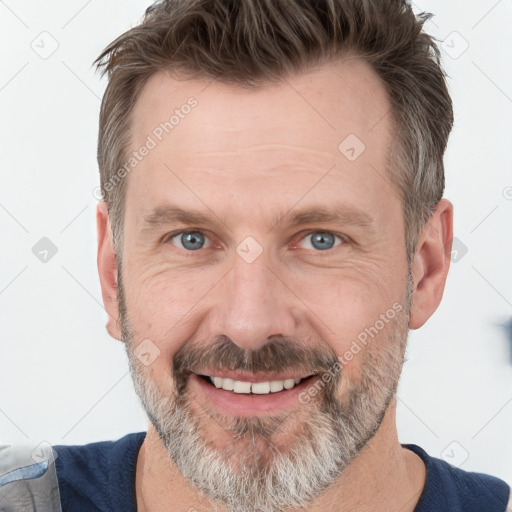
left=188, top=372, right=318, bottom=416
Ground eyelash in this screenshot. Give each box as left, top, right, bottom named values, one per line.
left=163, top=229, right=348, bottom=253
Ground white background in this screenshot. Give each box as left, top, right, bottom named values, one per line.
left=1, top=0, right=511, bottom=484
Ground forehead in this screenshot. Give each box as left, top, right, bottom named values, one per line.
left=126, top=57, right=397, bottom=224
left=132, top=57, right=392, bottom=153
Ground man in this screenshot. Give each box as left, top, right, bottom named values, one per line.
left=1, top=0, right=509, bottom=511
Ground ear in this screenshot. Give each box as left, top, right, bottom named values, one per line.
left=96, top=201, right=122, bottom=341
left=409, top=199, right=453, bottom=330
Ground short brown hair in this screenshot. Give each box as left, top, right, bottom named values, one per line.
left=94, top=0, right=453, bottom=264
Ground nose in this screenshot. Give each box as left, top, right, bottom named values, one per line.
left=210, top=252, right=299, bottom=351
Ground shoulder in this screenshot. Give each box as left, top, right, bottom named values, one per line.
left=54, top=431, right=146, bottom=512
left=0, top=443, right=61, bottom=511
left=403, top=444, right=511, bottom=512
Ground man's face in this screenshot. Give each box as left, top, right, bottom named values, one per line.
left=118, top=59, right=412, bottom=511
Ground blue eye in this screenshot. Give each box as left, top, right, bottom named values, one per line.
left=167, top=230, right=343, bottom=253
left=170, top=231, right=209, bottom=251
left=298, top=232, right=343, bottom=251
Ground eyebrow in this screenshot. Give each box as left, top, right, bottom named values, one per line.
left=142, top=205, right=375, bottom=231
left=282, top=206, right=374, bottom=230
left=143, top=206, right=226, bottom=229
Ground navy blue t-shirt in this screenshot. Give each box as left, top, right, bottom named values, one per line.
left=54, top=432, right=510, bottom=511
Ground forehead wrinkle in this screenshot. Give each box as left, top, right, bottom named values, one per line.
left=161, top=145, right=339, bottom=182
left=170, top=143, right=337, bottom=161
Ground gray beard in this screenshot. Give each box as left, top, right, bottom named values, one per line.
left=121, top=271, right=412, bottom=512
left=127, top=339, right=408, bottom=511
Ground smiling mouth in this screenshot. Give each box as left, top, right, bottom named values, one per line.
left=195, top=374, right=316, bottom=395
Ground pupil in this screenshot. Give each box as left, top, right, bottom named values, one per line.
left=182, top=232, right=204, bottom=250
left=311, top=232, right=334, bottom=250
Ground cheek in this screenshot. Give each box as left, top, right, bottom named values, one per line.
left=126, top=261, right=215, bottom=319
left=292, top=264, right=402, bottom=333
left=290, top=266, right=405, bottom=375
left=122, top=263, right=227, bottom=369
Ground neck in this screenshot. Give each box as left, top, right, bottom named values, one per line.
left=135, top=398, right=426, bottom=512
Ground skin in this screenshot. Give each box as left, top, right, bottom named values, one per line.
left=97, top=57, right=453, bottom=511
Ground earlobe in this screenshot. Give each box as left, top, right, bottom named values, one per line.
left=409, top=199, right=454, bottom=330
left=96, top=201, right=123, bottom=341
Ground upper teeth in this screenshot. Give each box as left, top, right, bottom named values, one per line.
left=209, top=376, right=302, bottom=394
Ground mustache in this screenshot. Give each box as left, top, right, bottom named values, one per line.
left=172, top=335, right=342, bottom=395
